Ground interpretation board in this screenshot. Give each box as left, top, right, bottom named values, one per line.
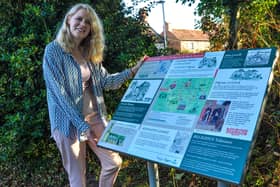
left=98, top=47, right=278, bottom=184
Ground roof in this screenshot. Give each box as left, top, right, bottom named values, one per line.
left=143, top=23, right=164, bottom=42
left=166, top=29, right=209, bottom=41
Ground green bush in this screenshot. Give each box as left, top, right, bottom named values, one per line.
left=0, top=0, right=158, bottom=186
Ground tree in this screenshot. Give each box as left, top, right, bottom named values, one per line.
left=238, top=0, right=280, bottom=48
left=177, top=0, right=280, bottom=49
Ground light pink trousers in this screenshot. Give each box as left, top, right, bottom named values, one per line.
left=53, top=130, right=122, bottom=187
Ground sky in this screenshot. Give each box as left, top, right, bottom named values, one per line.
left=123, top=0, right=200, bottom=33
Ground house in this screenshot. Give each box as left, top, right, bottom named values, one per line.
left=139, top=9, right=209, bottom=52
left=164, top=22, right=210, bottom=53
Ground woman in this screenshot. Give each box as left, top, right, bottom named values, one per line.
left=43, top=3, right=145, bottom=187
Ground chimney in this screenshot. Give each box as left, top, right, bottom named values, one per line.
left=165, top=22, right=173, bottom=32
left=139, top=8, right=149, bottom=23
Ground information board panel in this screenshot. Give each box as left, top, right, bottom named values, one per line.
left=98, top=48, right=278, bottom=184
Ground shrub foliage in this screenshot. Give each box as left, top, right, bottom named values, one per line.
left=0, top=0, right=158, bottom=186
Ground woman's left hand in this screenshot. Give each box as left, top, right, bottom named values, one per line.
left=131, top=55, right=149, bottom=75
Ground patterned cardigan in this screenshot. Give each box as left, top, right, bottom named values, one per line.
left=43, top=41, right=132, bottom=139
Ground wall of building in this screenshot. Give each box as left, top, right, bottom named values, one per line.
left=181, top=41, right=210, bottom=52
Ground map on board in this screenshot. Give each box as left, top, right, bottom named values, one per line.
left=152, top=78, right=213, bottom=115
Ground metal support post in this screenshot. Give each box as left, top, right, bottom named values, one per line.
left=147, top=161, right=160, bottom=187
left=157, top=0, right=167, bottom=48
left=217, top=180, right=230, bottom=187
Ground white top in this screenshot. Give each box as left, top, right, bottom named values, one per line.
left=80, top=63, right=101, bottom=124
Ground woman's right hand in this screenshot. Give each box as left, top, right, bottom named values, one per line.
left=86, top=130, right=98, bottom=149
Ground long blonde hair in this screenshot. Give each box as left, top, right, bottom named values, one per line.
left=56, top=3, right=105, bottom=63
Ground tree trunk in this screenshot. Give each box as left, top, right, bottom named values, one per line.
left=227, top=0, right=239, bottom=50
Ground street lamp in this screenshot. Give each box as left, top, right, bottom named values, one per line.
left=157, top=0, right=167, bottom=48
left=147, top=4, right=166, bottom=186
